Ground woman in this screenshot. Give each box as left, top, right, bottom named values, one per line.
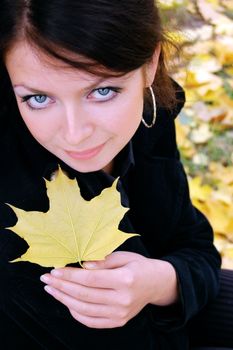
left=0, top=1, right=230, bottom=349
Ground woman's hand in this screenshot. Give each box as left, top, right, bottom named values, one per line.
left=40, top=251, right=178, bottom=329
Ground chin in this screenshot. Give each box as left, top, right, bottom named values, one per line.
left=62, top=158, right=107, bottom=174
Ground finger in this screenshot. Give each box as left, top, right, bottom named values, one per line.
left=69, top=309, right=123, bottom=329
left=83, top=251, right=140, bottom=270
left=41, top=274, right=116, bottom=304
left=44, top=285, right=114, bottom=318
left=49, top=267, right=121, bottom=289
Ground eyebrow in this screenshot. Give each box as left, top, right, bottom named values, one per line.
left=13, top=74, right=130, bottom=95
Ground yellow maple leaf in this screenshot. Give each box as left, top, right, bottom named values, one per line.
left=8, top=167, right=138, bottom=268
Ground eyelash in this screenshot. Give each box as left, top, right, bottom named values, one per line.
left=20, top=86, right=122, bottom=111
left=20, top=95, right=53, bottom=111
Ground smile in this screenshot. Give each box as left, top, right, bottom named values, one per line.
left=65, top=143, right=106, bottom=160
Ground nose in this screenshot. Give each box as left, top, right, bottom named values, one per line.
left=63, top=105, right=94, bottom=146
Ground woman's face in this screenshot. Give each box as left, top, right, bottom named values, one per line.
left=5, top=42, right=158, bottom=173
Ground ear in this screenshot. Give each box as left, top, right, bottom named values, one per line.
left=144, top=44, right=161, bottom=87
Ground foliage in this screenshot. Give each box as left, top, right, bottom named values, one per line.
left=159, top=0, right=233, bottom=268
left=8, top=168, right=137, bottom=268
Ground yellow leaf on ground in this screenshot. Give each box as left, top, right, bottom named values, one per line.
left=226, top=218, right=233, bottom=240
left=197, top=0, right=232, bottom=29
left=175, top=121, right=195, bottom=157
left=209, top=163, right=233, bottom=185
left=190, top=124, right=213, bottom=144
left=189, top=176, right=212, bottom=201
left=205, top=200, right=232, bottom=235
left=8, top=167, right=138, bottom=268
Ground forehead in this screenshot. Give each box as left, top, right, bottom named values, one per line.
left=5, top=41, right=134, bottom=87
left=4, top=41, right=97, bottom=83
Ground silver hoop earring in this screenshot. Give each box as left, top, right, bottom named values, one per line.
left=142, top=86, right=157, bottom=128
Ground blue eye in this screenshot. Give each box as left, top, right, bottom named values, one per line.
left=21, top=94, right=53, bottom=110
left=34, top=95, right=47, bottom=103
left=98, top=88, right=111, bottom=96
left=91, top=87, right=122, bottom=101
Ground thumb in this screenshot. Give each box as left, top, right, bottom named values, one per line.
left=83, top=251, right=137, bottom=270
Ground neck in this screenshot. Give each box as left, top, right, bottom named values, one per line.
left=102, top=160, right=114, bottom=175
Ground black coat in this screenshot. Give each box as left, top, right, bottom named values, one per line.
left=0, top=85, right=221, bottom=350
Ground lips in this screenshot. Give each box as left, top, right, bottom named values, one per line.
left=65, top=142, right=106, bottom=160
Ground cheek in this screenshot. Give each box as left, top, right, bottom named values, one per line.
left=116, top=95, right=143, bottom=132
left=17, top=106, right=55, bottom=142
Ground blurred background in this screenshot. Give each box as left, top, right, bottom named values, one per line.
left=158, top=0, right=233, bottom=268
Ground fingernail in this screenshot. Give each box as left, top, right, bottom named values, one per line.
left=40, top=274, right=50, bottom=283
left=83, top=262, right=97, bottom=269
left=44, top=285, right=55, bottom=295
left=50, top=269, right=62, bottom=277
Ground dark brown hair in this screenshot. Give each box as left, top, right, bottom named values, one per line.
left=0, top=0, right=177, bottom=116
